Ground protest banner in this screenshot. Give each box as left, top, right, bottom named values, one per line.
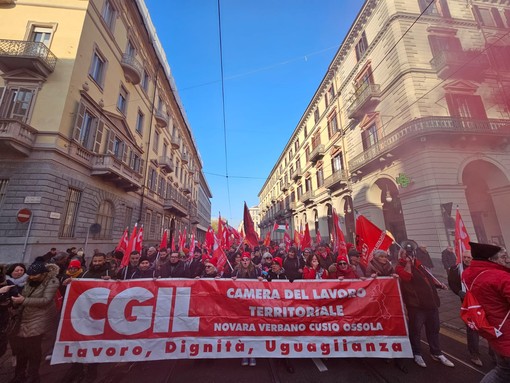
left=51, top=278, right=411, bottom=364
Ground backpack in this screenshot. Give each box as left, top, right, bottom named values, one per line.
left=461, top=270, right=510, bottom=340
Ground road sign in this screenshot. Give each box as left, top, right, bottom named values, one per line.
left=16, top=208, right=32, bottom=223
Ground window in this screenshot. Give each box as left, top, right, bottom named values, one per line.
left=131, top=153, right=142, bottom=173
left=326, top=85, right=335, bottom=106
left=148, top=167, right=157, bottom=192
left=297, top=185, right=303, bottom=199
left=142, top=70, right=150, bottom=93
left=155, top=214, right=163, bottom=239
left=305, top=146, right=310, bottom=162
left=158, top=176, right=165, bottom=196
left=89, top=50, right=106, bottom=87
left=295, top=139, right=299, bottom=151
left=355, top=31, right=368, bottom=61
left=163, top=142, right=168, bottom=158
left=1, top=87, right=36, bottom=123
left=311, top=133, right=321, bottom=149
left=73, top=104, right=104, bottom=153
left=361, top=123, right=379, bottom=150
left=145, top=210, right=153, bottom=239
left=428, top=35, right=462, bottom=57
left=30, top=26, right=53, bottom=47
left=0, top=179, right=8, bottom=208
left=101, top=0, right=117, bottom=31
left=316, top=167, right=324, bottom=188
left=314, top=108, right=320, bottom=124
left=332, top=152, right=344, bottom=173
left=95, top=200, right=114, bottom=239
left=472, top=5, right=504, bottom=27
left=124, top=206, right=133, bottom=229
left=296, top=159, right=301, bottom=172
left=445, top=94, right=487, bottom=119
left=305, top=177, right=312, bottom=192
left=60, top=187, right=81, bottom=238
left=328, top=112, right=340, bottom=138
left=117, top=85, right=128, bottom=114
left=304, top=126, right=308, bottom=137
left=418, top=0, right=451, bottom=18
left=111, top=135, right=124, bottom=160
left=126, top=40, right=136, bottom=57
left=136, top=110, right=144, bottom=135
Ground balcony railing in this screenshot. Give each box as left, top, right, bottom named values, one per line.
left=181, top=153, right=188, bottom=165
left=171, top=136, right=180, bottom=149
left=290, top=167, right=302, bottom=181
left=289, top=201, right=297, bottom=211
left=0, top=119, right=38, bottom=156
left=349, top=116, right=510, bottom=171
left=347, top=83, right=381, bottom=119
left=154, top=110, right=169, bottom=128
left=182, top=186, right=191, bottom=194
left=309, top=144, right=325, bottom=163
left=430, top=50, right=489, bottom=80
left=158, top=156, right=174, bottom=173
left=91, top=154, right=142, bottom=191
left=281, top=182, right=289, bottom=192
left=0, top=39, right=57, bottom=76
left=164, top=190, right=188, bottom=217
left=324, top=169, right=348, bottom=191
left=120, top=53, right=142, bottom=84
left=299, top=190, right=313, bottom=204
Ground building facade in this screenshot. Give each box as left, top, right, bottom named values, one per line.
left=259, top=0, right=510, bottom=258
left=0, top=0, right=211, bottom=263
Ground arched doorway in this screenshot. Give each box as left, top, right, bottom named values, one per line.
left=462, top=160, right=509, bottom=247
left=377, top=179, right=407, bottom=243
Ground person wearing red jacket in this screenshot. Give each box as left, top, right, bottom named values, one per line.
left=328, top=255, right=359, bottom=279
left=462, top=242, right=510, bottom=383
left=395, top=241, right=453, bottom=369
left=303, top=252, right=328, bottom=280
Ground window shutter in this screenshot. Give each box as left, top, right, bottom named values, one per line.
left=439, top=0, right=451, bottom=18
left=468, top=95, right=488, bottom=119
left=73, top=102, right=86, bottom=141
left=445, top=93, right=459, bottom=117
left=139, top=158, right=145, bottom=174
left=93, top=120, right=104, bottom=153
left=122, top=144, right=129, bottom=164
left=472, top=5, right=483, bottom=25
left=106, top=129, right=114, bottom=154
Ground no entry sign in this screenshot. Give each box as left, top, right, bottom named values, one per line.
left=17, top=208, right=32, bottom=223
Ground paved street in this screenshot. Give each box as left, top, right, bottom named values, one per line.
left=0, top=267, right=492, bottom=383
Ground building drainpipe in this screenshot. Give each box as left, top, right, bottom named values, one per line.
left=138, top=67, right=159, bottom=223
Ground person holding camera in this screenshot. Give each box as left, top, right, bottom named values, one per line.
left=395, top=240, right=454, bottom=368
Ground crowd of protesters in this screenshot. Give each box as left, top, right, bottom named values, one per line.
left=1, top=238, right=508, bottom=382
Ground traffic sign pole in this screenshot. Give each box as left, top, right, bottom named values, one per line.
left=21, top=212, right=34, bottom=263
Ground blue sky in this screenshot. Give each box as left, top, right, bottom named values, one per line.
left=144, top=0, right=365, bottom=227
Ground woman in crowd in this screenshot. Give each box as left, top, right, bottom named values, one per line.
left=283, top=246, right=304, bottom=281
left=303, top=252, right=329, bottom=280
left=6, top=264, right=28, bottom=295
left=366, top=249, right=396, bottom=277
left=328, top=255, right=359, bottom=279
left=260, top=252, right=273, bottom=274
left=10, top=261, right=59, bottom=383
left=267, top=257, right=287, bottom=280
left=200, top=258, right=219, bottom=278
left=232, top=253, right=261, bottom=366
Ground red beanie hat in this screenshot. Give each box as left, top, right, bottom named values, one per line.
left=272, top=257, right=283, bottom=267
left=241, top=252, right=251, bottom=259
left=336, top=255, right=349, bottom=264
left=68, top=259, right=81, bottom=269
left=207, top=258, right=218, bottom=267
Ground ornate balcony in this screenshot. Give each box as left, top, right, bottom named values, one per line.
left=182, top=186, right=191, bottom=195
left=309, top=144, right=325, bottom=164
left=91, top=154, right=142, bottom=192
left=289, top=201, right=297, bottom=211
left=0, top=39, right=57, bottom=77
left=158, top=156, right=174, bottom=173
left=154, top=110, right=168, bottom=128
left=299, top=190, right=313, bottom=204
left=181, top=153, right=188, bottom=165
left=430, top=50, right=489, bottom=80
left=164, top=191, right=188, bottom=217
left=324, top=169, right=348, bottom=191
left=291, top=167, right=302, bottom=182
left=281, top=182, right=289, bottom=192
left=348, top=116, right=510, bottom=172
left=171, top=135, right=180, bottom=149
left=347, top=83, right=381, bottom=119
left=0, top=119, right=37, bottom=156
left=120, top=53, right=142, bottom=84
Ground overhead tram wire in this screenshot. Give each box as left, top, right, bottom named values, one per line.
left=217, top=0, right=233, bottom=221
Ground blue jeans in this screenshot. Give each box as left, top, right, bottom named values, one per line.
left=407, top=307, right=441, bottom=356
left=481, top=352, right=510, bottom=383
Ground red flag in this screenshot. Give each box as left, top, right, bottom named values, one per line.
left=240, top=227, right=245, bottom=238
left=455, top=208, right=471, bottom=264
left=189, top=233, right=196, bottom=262
left=355, top=215, right=393, bottom=268
left=243, top=202, right=259, bottom=248
left=121, top=224, right=137, bottom=267
left=213, top=231, right=228, bottom=272
left=217, top=215, right=224, bottom=248
left=115, top=227, right=129, bottom=253
left=294, top=230, right=301, bottom=249
left=170, top=233, right=176, bottom=252
left=301, top=223, right=312, bottom=249
left=333, top=208, right=348, bottom=259
left=263, top=231, right=271, bottom=247
left=135, top=225, right=143, bottom=253
left=316, top=229, right=322, bottom=245
left=205, top=226, right=215, bottom=251
left=284, top=231, right=291, bottom=251
left=159, top=229, right=168, bottom=251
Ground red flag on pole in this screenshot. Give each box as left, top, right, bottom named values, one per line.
left=243, top=202, right=259, bottom=248
left=454, top=208, right=471, bottom=264
left=115, top=227, right=129, bottom=253
left=159, top=229, right=168, bottom=251
left=121, top=224, right=137, bottom=267
left=170, top=233, right=176, bottom=252
left=263, top=231, right=271, bottom=247
left=301, top=223, right=312, bottom=249
left=205, top=226, right=215, bottom=251
left=355, top=215, right=393, bottom=268
left=316, top=229, right=322, bottom=245
left=294, top=230, right=301, bottom=249
left=135, top=225, right=143, bottom=253
left=217, top=215, right=224, bottom=248
left=213, top=232, right=228, bottom=272
left=333, top=208, right=348, bottom=259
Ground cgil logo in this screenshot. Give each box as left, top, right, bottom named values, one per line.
left=70, top=286, right=199, bottom=336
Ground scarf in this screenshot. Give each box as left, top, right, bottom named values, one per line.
left=66, top=268, right=83, bottom=278
left=6, top=274, right=28, bottom=288
left=368, top=259, right=394, bottom=276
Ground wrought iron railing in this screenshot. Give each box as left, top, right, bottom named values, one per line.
left=0, top=39, right=57, bottom=71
